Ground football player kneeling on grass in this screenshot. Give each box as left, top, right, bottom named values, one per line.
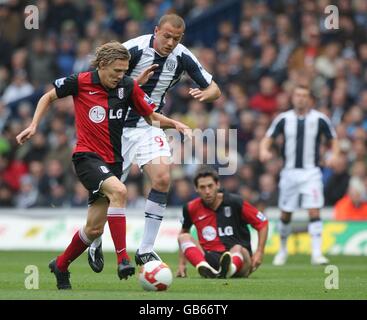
left=176, top=167, right=269, bottom=279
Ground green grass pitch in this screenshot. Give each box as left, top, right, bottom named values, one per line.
left=0, top=251, right=366, bottom=300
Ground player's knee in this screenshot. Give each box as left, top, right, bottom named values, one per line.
left=230, top=244, right=243, bottom=253
left=178, top=233, right=192, bottom=244
left=281, top=212, right=292, bottom=223
left=84, top=226, right=104, bottom=240
left=108, top=184, right=127, bottom=204
left=152, top=171, right=170, bottom=191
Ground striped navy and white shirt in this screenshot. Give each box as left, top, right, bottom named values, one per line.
left=266, top=109, right=336, bottom=169
left=122, top=34, right=213, bottom=127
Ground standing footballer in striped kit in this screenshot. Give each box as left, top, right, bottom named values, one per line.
left=88, top=14, right=221, bottom=271
left=260, top=84, right=340, bottom=266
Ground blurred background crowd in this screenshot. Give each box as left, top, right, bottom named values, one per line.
left=0, top=0, right=367, bottom=219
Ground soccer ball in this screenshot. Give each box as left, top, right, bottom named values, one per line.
left=138, top=261, right=173, bottom=291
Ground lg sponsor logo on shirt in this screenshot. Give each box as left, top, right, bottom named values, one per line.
left=89, top=106, right=106, bottom=123
left=202, top=226, right=217, bottom=241
left=202, top=225, right=234, bottom=240
left=89, top=106, right=125, bottom=123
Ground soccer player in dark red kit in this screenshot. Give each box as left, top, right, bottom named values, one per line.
left=16, top=41, right=190, bottom=290
left=176, top=167, right=268, bottom=279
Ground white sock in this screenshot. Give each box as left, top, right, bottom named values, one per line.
left=139, top=190, right=167, bottom=254
left=79, top=227, right=93, bottom=246
left=90, top=236, right=102, bottom=249
left=278, top=220, right=292, bottom=254
left=308, top=220, right=323, bottom=258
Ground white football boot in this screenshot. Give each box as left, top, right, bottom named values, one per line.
left=272, top=251, right=288, bottom=266
left=196, top=261, right=219, bottom=278
left=311, top=255, right=329, bottom=265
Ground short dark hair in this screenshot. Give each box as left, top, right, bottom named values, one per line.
left=193, top=166, right=219, bottom=187
left=158, top=14, right=185, bottom=30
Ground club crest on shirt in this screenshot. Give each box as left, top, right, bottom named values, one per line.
left=144, top=94, right=154, bottom=105
left=256, top=212, right=267, bottom=222
left=224, top=206, right=232, bottom=218
left=118, top=88, right=124, bottom=99
left=99, top=166, right=109, bottom=174
left=165, top=59, right=176, bottom=72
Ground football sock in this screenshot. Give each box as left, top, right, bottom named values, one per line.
left=229, top=252, right=244, bottom=277
left=90, top=236, right=102, bottom=250
left=181, top=242, right=205, bottom=267
left=57, top=228, right=92, bottom=272
left=107, top=207, right=129, bottom=264
left=278, top=220, right=292, bottom=253
left=138, top=189, right=167, bottom=254
left=308, top=219, right=323, bottom=257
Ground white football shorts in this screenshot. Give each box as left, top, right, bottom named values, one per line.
left=278, top=167, right=324, bottom=212
left=121, top=126, right=172, bottom=182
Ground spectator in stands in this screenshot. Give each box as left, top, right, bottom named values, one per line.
left=70, top=181, right=88, bottom=208
left=324, top=153, right=350, bottom=206
left=169, top=178, right=196, bottom=206
left=15, top=174, right=40, bottom=208
left=1, top=69, right=34, bottom=105
left=334, top=177, right=367, bottom=220
left=0, top=181, right=14, bottom=207
left=249, top=76, right=279, bottom=115
left=28, top=36, right=58, bottom=87
left=126, top=182, right=146, bottom=209
left=0, top=0, right=366, bottom=210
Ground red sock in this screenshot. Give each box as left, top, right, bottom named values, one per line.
left=232, top=254, right=244, bottom=273
left=57, top=229, right=90, bottom=272
left=108, top=208, right=129, bottom=264
left=183, top=245, right=205, bottom=267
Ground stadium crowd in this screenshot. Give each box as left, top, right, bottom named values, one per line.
left=0, top=0, right=366, bottom=219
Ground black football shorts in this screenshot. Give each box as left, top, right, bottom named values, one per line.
left=72, top=152, right=122, bottom=204
left=204, top=251, right=223, bottom=270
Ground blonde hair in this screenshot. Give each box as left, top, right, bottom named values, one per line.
left=91, top=41, right=130, bottom=69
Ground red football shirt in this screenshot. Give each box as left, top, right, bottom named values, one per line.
left=53, top=71, right=154, bottom=163
left=182, top=192, right=268, bottom=252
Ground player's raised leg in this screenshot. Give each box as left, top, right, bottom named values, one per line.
left=135, top=157, right=170, bottom=265
left=49, top=197, right=108, bottom=289
left=100, top=176, right=135, bottom=279
left=87, top=146, right=135, bottom=273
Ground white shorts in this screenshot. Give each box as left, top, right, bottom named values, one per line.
left=121, top=126, right=172, bottom=182
left=278, top=167, right=324, bottom=212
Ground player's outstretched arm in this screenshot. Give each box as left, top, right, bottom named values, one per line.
left=135, top=64, right=159, bottom=86
left=144, top=112, right=192, bottom=139
left=251, top=223, right=268, bottom=273
left=189, top=80, right=221, bottom=103
left=176, top=229, right=190, bottom=278
left=259, top=136, right=274, bottom=163
left=176, top=246, right=188, bottom=278
left=325, top=138, right=341, bottom=168
left=16, top=89, right=58, bottom=145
